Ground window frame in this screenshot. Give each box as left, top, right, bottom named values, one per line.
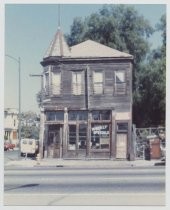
left=72, top=71, right=83, bottom=95
left=114, top=71, right=127, bottom=95
left=51, top=71, right=61, bottom=95
left=93, top=71, right=104, bottom=95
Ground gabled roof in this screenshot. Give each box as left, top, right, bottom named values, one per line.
left=43, top=32, right=133, bottom=60
left=44, top=27, right=71, bottom=58
left=70, top=40, right=132, bottom=58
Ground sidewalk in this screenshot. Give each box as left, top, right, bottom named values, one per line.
left=4, top=158, right=164, bottom=168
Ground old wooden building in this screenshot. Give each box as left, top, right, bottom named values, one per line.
left=38, top=27, right=134, bottom=160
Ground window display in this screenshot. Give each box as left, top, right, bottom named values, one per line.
left=91, top=124, right=110, bottom=149
left=68, top=125, right=76, bottom=150
left=78, top=124, right=87, bottom=149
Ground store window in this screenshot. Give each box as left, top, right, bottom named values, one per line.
left=51, top=71, right=61, bottom=95
left=78, top=124, right=87, bottom=149
left=68, top=124, right=87, bottom=150
left=92, top=110, right=111, bottom=121
left=91, top=124, right=110, bottom=149
left=68, top=111, right=88, bottom=121
left=93, top=71, right=103, bottom=94
left=68, top=125, right=76, bottom=150
left=46, top=111, right=64, bottom=121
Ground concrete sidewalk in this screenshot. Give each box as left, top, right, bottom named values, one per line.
left=4, top=158, right=164, bottom=168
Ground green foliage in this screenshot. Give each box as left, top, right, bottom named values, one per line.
left=21, top=126, right=39, bottom=139
left=20, top=111, right=40, bottom=139
left=4, top=135, right=8, bottom=140
left=133, top=14, right=166, bottom=127
left=67, top=4, right=153, bottom=66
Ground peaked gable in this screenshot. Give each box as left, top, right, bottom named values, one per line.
left=44, top=28, right=71, bottom=58
left=70, top=40, right=133, bottom=58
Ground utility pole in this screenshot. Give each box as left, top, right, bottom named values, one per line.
left=6, top=54, right=21, bottom=159
left=30, top=74, right=44, bottom=159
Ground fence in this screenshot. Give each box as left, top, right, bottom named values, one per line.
left=133, top=125, right=165, bottom=159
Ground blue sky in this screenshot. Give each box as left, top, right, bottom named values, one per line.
left=4, top=3, right=166, bottom=113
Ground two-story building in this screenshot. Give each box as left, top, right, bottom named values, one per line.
left=38, top=27, right=134, bottom=160
left=4, top=108, right=18, bottom=145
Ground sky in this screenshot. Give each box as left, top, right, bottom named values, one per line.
left=4, top=3, right=166, bottom=113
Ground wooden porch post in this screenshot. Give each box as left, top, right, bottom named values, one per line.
left=86, top=111, right=92, bottom=158
left=111, top=110, right=116, bottom=159
left=63, top=107, right=68, bottom=157
left=39, top=108, right=45, bottom=159
left=44, top=124, right=48, bottom=158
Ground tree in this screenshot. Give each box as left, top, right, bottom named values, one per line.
left=66, top=5, right=153, bottom=68
left=20, top=111, right=40, bottom=139
left=133, top=14, right=166, bottom=127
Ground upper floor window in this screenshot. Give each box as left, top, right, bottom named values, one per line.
left=51, top=71, right=61, bottom=95
left=114, top=71, right=126, bottom=95
left=45, top=72, right=49, bottom=95
left=72, top=72, right=82, bottom=95
left=93, top=71, right=103, bottom=95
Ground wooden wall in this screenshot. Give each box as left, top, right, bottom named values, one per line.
left=42, top=59, right=132, bottom=112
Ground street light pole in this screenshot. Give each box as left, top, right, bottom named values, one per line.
left=5, top=54, right=21, bottom=158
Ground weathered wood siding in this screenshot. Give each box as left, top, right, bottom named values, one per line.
left=42, top=59, right=132, bottom=112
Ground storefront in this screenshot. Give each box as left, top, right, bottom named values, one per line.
left=42, top=109, right=132, bottom=159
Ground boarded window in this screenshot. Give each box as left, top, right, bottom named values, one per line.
left=72, top=72, right=82, bottom=95
left=93, top=71, right=103, bottom=94
left=51, top=72, right=61, bottom=95
left=114, top=71, right=126, bottom=95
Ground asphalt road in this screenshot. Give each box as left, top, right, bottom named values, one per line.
left=4, top=166, right=165, bottom=206
left=4, top=150, right=166, bottom=206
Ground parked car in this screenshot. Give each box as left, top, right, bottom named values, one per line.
left=20, top=138, right=39, bottom=157
left=4, top=143, right=15, bottom=151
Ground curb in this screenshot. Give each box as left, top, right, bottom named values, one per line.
left=4, top=159, right=163, bottom=168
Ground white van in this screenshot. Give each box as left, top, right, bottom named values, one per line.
left=20, top=138, right=39, bottom=157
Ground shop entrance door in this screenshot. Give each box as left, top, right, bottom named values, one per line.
left=48, top=125, right=62, bottom=158
left=116, top=133, right=127, bottom=159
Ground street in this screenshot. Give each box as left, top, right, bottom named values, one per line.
left=4, top=150, right=165, bottom=206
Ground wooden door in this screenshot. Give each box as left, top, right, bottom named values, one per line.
left=48, top=125, right=62, bottom=158
left=13, top=131, right=17, bottom=139
left=116, top=133, right=127, bottom=159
